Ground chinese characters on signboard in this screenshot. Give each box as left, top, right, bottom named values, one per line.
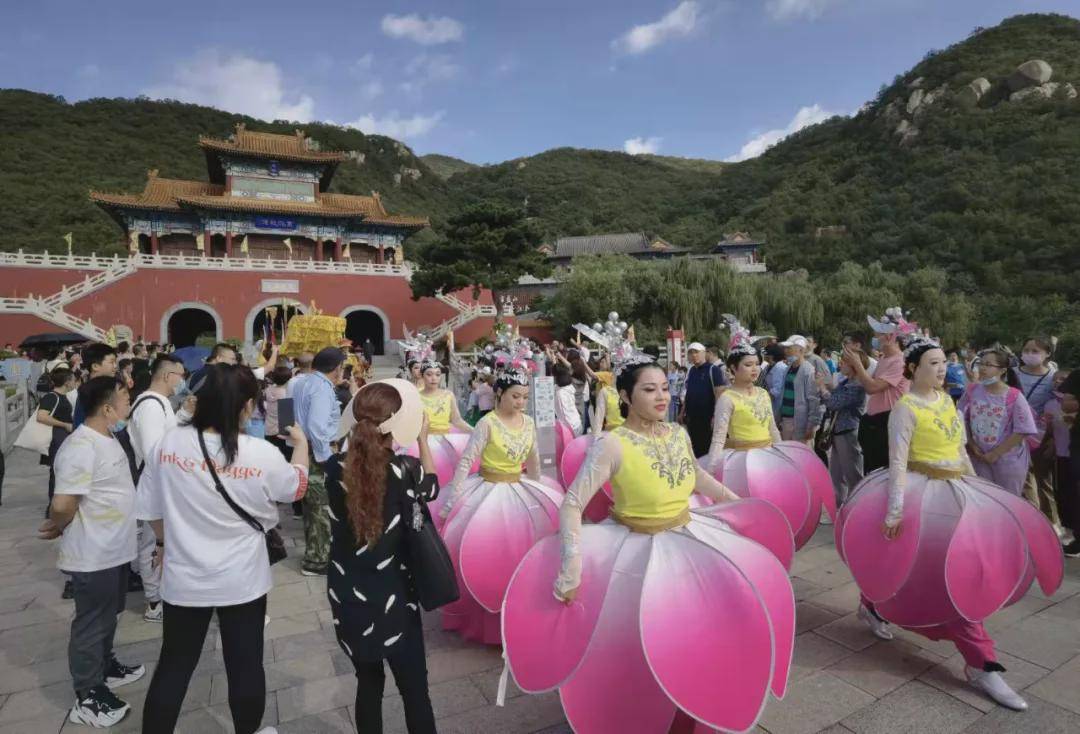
left=254, top=216, right=298, bottom=230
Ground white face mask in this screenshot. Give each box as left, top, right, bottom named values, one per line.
left=1021, top=353, right=1045, bottom=368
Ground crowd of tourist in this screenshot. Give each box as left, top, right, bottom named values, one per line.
left=3, top=315, right=1077, bottom=731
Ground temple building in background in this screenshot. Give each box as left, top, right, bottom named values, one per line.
left=90, top=124, right=426, bottom=264
left=0, top=127, right=497, bottom=354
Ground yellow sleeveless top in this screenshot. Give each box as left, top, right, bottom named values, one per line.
left=420, top=391, right=453, bottom=434
left=727, top=387, right=774, bottom=443
left=610, top=425, right=696, bottom=520
left=602, top=386, right=625, bottom=430
left=481, top=413, right=535, bottom=474
left=900, top=392, right=964, bottom=464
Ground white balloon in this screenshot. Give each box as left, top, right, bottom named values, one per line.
left=618, top=321, right=628, bottom=331
left=593, top=322, right=603, bottom=332
left=608, top=311, right=619, bottom=322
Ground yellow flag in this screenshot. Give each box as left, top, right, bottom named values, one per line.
left=128, top=230, right=139, bottom=252
left=283, top=237, right=293, bottom=255
left=195, top=232, right=205, bottom=251
left=63, top=232, right=73, bottom=253
left=343, top=241, right=351, bottom=259
left=240, top=235, right=249, bottom=254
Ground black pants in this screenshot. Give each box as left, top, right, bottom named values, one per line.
left=685, top=414, right=713, bottom=458
left=859, top=411, right=891, bottom=474
left=143, top=596, right=267, bottom=734
left=353, top=619, right=435, bottom=734
left=69, top=564, right=128, bottom=697
left=1058, top=455, right=1078, bottom=534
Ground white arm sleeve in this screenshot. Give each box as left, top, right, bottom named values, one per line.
left=885, top=402, right=915, bottom=526
left=554, top=435, right=619, bottom=599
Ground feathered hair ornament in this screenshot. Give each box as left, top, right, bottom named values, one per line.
left=572, top=312, right=652, bottom=376
left=723, top=314, right=770, bottom=359
left=397, top=328, right=438, bottom=370
left=867, top=306, right=918, bottom=336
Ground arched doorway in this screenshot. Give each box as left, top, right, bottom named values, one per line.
left=166, top=308, right=218, bottom=348
left=343, top=308, right=387, bottom=355
left=251, top=300, right=304, bottom=343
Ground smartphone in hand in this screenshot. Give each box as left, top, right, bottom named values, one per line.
left=277, top=398, right=295, bottom=436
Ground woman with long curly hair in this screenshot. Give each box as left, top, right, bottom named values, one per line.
left=326, top=379, right=437, bottom=734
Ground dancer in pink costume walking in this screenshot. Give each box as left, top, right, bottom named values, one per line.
left=502, top=342, right=796, bottom=733
left=702, top=316, right=835, bottom=549
left=838, top=335, right=1063, bottom=711
left=437, top=342, right=563, bottom=645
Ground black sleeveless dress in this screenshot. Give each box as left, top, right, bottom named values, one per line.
left=325, top=454, right=437, bottom=662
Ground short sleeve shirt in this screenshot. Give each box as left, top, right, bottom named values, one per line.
left=866, top=354, right=909, bottom=416
left=136, top=426, right=306, bottom=606
left=53, top=426, right=137, bottom=573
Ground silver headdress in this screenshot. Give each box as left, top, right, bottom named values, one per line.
left=397, top=328, right=438, bottom=370
left=868, top=306, right=918, bottom=337
left=485, top=323, right=535, bottom=387
left=901, top=334, right=940, bottom=360
left=573, top=312, right=652, bottom=376
left=723, top=314, right=769, bottom=359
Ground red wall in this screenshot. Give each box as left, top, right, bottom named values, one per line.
left=0, top=266, right=497, bottom=347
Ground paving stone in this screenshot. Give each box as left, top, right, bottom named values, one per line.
left=1033, top=589, right=1080, bottom=633
left=918, top=650, right=1051, bottom=713
left=210, top=653, right=337, bottom=705
left=992, top=614, right=1080, bottom=669
left=425, top=644, right=502, bottom=684
left=826, top=639, right=943, bottom=697
left=812, top=613, right=879, bottom=652
left=792, top=559, right=854, bottom=591
left=790, top=545, right=845, bottom=577
left=887, top=624, right=964, bottom=658
left=983, top=593, right=1057, bottom=634
left=960, top=693, right=1080, bottom=733
left=273, top=627, right=341, bottom=662
left=804, top=581, right=862, bottom=616
left=276, top=706, right=356, bottom=733
left=791, top=576, right=827, bottom=602
left=1027, top=652, right=1080, bottom=715
left=430, top=690, right=565, bottom=734
left=841, top=680, right=983, bottom=734
left=265, top=614, right=324, bottom=641
left=791, top=632, right=853, bottom=680
left=0, top=655, right=72, bottom=694
left=276, top=673, right=357, bottom=722
left=756, top=671, right=876, bottom=734
left=795, top=602, right=840, bottom=634
left=382, top=677, right=488, bottom=730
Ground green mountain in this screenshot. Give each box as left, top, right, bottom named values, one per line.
left=0, top=91, right=453, bottom=255
left=420, top=153, right=478, bottom=179
left=1, top=13, right=1078, bottom=304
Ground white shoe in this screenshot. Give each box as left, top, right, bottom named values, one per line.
left=857, top=604, right=894, bottom=640
left=143, top=601, right=163, bottom=623
left=69, top=685, right=130, bottom=727
left=819, top=509, right=833, bottom=526
left=966, top=666, right=1028, bottom=711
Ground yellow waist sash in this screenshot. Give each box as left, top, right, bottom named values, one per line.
left=908, top=461, right=963, bottom=480
left=428, top=427, right=449, bottom=435
left=612, top=508, right=691, bottom=534
left=481, top=469, right=522, bottom=483
left=728, top=438, right=773, bottom=450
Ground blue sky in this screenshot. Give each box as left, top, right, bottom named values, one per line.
left=3, top=1, right=1075, bottom=163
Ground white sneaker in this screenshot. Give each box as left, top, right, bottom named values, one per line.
left=143, top=601, right=163, bottom=623
left=69, top=685, right=130, bottom=727
left=965, top=666, right=1028, bottom=711
left=857, top=604, right=894, bottom=640
left=819, top=508, right=833, bottom=526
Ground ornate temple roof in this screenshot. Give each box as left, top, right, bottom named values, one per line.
left=90, top=171, right=428, bottom=230
left=199, top=124, right=347, bottom=185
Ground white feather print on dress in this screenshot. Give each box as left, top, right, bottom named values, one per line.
left=376, top=555, right=394, bottom=570
left=353, top=587, right=367, bottom=602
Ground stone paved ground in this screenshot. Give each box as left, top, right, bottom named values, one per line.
left=0, top=449, right=1078, bottom=734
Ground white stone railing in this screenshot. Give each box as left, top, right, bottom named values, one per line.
left=0, top=297, right=108, bottom=342
left=0, top=250, right=412, bottom=277
left=42, top=260, right=138, bottom=307
left=1, top=383, right=33, bottom=454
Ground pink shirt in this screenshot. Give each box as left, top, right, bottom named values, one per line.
left=867, top=354, right=909, bottom=416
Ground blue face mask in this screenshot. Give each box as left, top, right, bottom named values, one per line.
left=784, top=355, right=798, bottom=366
left=979, top=376, right=1000, bottom=387
left=109, top=419, right=127, bottom=434
left=871, top=337, right=881, bottom=351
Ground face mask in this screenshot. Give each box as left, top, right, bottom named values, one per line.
left=174, top=377, right=188, bottom=397
left=979, top=376, right=1000, bottom=387
left=870, top=337, right=881, bottom=351
left=109, top=418, right=128, bottom=434
left=1021, top=353, right=1044, bottom=367
left=784, top=355, right=798, bottom=366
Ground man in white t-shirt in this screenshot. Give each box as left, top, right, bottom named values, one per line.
left=127, top=354, right=188, bottom=623
left=39, top=377, right=145, bottom=728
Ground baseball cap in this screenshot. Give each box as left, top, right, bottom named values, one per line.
left=687, top=342, right=706, bottom=352
left=779, top=335, right=808, bottom=349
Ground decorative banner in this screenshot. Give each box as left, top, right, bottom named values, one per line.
left=63, top=232, right=73, bottom=254
left=283, top=237, right=293, bottom=256
left=195, top=233, right=205, bottom=251
left=128, top=230, right=139, bottom=253
left=240, top=235, right=250, bottom=254
left=255, top=216, right=298, bottom=230
left=343, top=241, right=351, bottom=259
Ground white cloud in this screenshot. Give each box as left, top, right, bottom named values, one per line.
left=612, top=1, right=700, bottom=55
left=360, top=80, right=384, bottom=100
left=725, top=104, right=837, bottom=162
left=624, top=136, right=662, bottom=155
left=399, top=54, right=460, bottom=96
left=144, top=50, right=315, bottom=121
left=381, top=14, right=463, bottom=45
left=351, top=53, right=375, bottom=73
left=346, top=111, right=445, bottom=139
left=765, top=0, right=839, bottom=21
left=76, top=63, right=100, bottom=79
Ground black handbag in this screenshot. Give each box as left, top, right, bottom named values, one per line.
left=399, top=459, right=459, bottom=610
left=197, top=431, right=288, bottom=565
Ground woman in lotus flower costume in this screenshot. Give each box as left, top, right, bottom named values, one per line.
left=437, top=341, right=564, bottom=644
left=701, top=316, right=836, bottom=549
left=502, top=343, right=796, bottom=734
left=396, top=332, right=471, bottom=524
left=838, top=335, right=1063, bottom=712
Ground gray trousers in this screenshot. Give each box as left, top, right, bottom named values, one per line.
left=829, top=430, right=864, bottom=505
left=69, top=564, right=128, bottom=696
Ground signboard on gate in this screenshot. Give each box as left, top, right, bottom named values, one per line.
left=261, top=279, right=300, bottom=294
